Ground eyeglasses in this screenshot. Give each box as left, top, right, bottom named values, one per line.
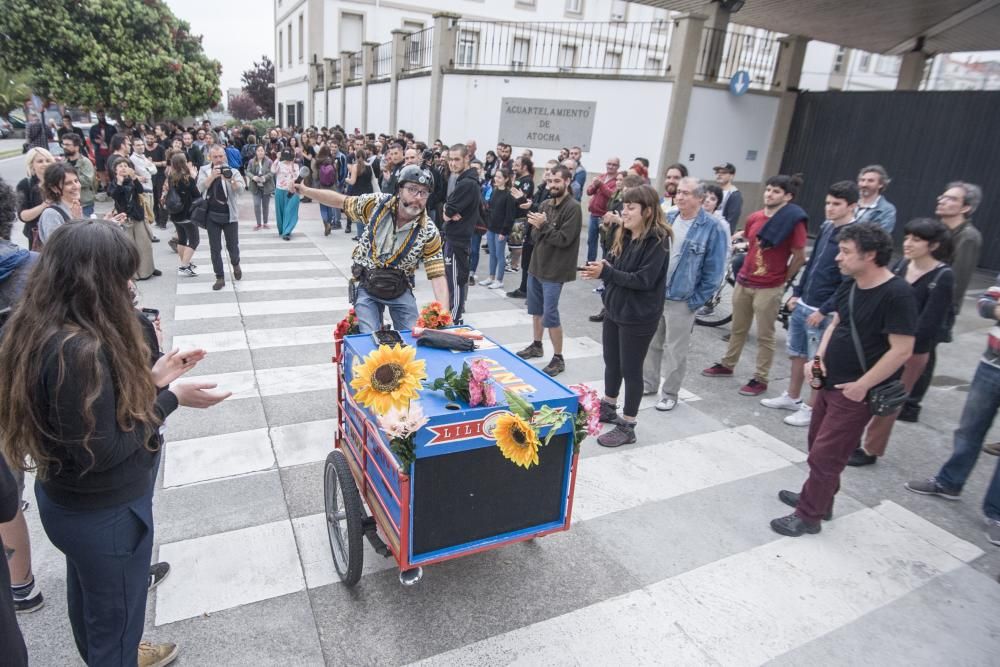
left=401, top=185, right=430, bottom=199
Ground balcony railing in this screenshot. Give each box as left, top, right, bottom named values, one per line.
left=347, top=50, right=363, bottom=82
left=695, top=27, right=780, bottom=88
left=330, top=58, right=341, bottom=87
left=372, top=40, right=392, bottom=80
left=402, top=27, right=434, bottom=74
left=452, top=20, right=670, bottom=76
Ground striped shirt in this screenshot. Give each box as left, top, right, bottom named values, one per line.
left=343, top=194, right=445, bottom=280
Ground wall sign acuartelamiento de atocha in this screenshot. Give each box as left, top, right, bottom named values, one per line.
left=498, top=97, right=597, bottom=151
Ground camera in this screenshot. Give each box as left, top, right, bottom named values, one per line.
left=220, top=166, right=233, bottom=179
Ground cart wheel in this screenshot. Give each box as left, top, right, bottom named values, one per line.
left=324, top=450, right=364, bottom=586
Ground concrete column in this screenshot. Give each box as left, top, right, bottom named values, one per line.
left=323, top=58, right=336, bottom=128
left=701, top=3, right=731, bottom=80
left=896, top=51, right=928, bottom=90
left=657, top=12, right=707, bottom=191
left=428, top=12, right=460, bottom=143
left=361, top=41, right=379, bottom=134
left=388, top=29, right=407, bottom=135
left=339, top=51, right=350, bottom=128
left=763, top=35, right=810, bottom=181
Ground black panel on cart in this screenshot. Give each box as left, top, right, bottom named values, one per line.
left=411, top=434, right=570, bottom=557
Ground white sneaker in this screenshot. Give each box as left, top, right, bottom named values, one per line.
left=760, top=391, right=801, bottom=411
left=655, top=397, right=677, bottom=411
left=478, top=278, right=493, bottom=286
left=783, top=404, right=813, bottom=427
left=489, top=280, right=504, bottom=289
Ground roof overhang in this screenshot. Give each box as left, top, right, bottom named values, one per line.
left=629, top=0, right=1000, bottom=54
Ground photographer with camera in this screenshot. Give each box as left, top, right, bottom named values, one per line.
left=110, top=160, right=159, bottom=280
left=197, top=146, right=246, bottom=291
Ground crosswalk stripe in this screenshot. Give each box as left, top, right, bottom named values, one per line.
left=173, top=323, right=337, bottom=353
left=578, top=378, right=701, bottom=406
left=271, top=419, right=337, bottom=468
left=237, top=248, right=325, bottom=258
left=174, top=297, right=349, bottom=320
left=411, top=503, right=982, bottom=666
left=504, top=336, right=603, bottom=361
left=163, top=428, right=274, bottom=488
left=176, top=276, right=346, bottom=295
left=181, top=362, right=337, bottom=400
left=236, top=236, right=315, bottom=245
left=218, top=261, right=335, bottom=273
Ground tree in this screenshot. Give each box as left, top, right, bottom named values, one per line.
left=241, top=56, right=275, bottom=115
left=0, top=70, right=31, bottom=115
left=0, top=0, right=221, bottom=119
left=228, top=93, right=263, bottom=121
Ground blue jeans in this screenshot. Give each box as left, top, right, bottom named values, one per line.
left=486, top=231, right=507, bottom=280
left=587, top=214, right=602, bottom=262
left=320, top=203, right=341, bottom=227
left=470, top=232, right=483, bottom=274
left=937, top=361, right=1000, bottom=520
left=786, top=302, right=830, bottom=358
left=354, top=285, right=419, bottom=333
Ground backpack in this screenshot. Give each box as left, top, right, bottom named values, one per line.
left=318, top=161, right=337, bottom=187
left=225, top=146, right=242, bottom=169
left=165, top=185, right=185, bottom=215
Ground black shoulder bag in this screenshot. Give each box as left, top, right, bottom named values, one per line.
left=848, top=284, right=909, bottom=416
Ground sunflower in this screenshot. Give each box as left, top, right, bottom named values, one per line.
left=494, top=412, right=540, bottom=469
left=350, top=344, right=427, bottom=415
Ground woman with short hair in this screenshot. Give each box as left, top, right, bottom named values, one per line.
left=15, top=147, right=54, bottom=248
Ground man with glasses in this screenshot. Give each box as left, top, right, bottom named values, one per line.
left=584, top=156, right=620, bottom=262
left=60, top=133, right=96, bottom=217
left=293, top=165, right=450, bottom=332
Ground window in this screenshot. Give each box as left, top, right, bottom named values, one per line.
left=876, top=55, right=901, bottom=76
left=512, top=37, right=530, bottom=71
left=858, top=53, right=872, bottom=72
left=558, top=44, right=577, bottom=71
left=646, top=56, right=663, bottom=73
left=287, top=23, right=292, bottom=66
left=832, top=47, right=846, bottom=74
left=565, top=0, right=583, bottom=15
left=403, top=21, right=424, bottom=68
left=603, top=50, right=622, bottom=71
left=287, top=102, right=296, bottom=129
left=278, top=102, right=284, bottom=128
left=457, top=30, right=479, bottom=67
left=610, top=0, right=627, bottom=21
left=298, top=14, right=304, bottom=62
left=515, top=0, right=536, bottom=6
left=278, top=31, right=284, bottom=69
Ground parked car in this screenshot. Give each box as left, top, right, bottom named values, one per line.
left=0, top=117, right=11, bottom=138
left=7, top=109, right=25, bottom=129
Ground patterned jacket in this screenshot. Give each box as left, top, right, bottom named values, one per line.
left=343, top=194, right=445, bottom=280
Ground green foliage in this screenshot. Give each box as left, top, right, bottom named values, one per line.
left=502, top=389, right=570, bottom=448
left=425, top=363, right=472, bottom=404
left=0, top=70, right=31, bottom=115
left=0, top=0, right=221, bottom=119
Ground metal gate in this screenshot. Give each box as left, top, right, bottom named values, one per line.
left=779, top=90, right=1000, bottom=270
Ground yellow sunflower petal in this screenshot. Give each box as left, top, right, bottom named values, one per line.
left=350, top=344, right=427, bottom=414
left=495, top=412, right=541, bottom=469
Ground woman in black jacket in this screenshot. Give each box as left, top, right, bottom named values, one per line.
left=109, top=160, right=159, bottom=280
left=581, top=185, right=671, bottom=448
left=480, top=168, right=516, bottom=289
left=0, top=220, right=229, bottom=666
left=164, top=152, right=203, bottom=276
left=16, top=147, right=55, bottom=248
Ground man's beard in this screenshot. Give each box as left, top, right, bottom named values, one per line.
left=666, top=185, right=677, bottom=196
left=399, top=199, right=424, bottom=217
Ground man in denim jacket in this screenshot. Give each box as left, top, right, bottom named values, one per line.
left=642, top=178, right=729, bottom=411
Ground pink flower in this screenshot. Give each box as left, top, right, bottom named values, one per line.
left=483, top=381, right=497, bottom=407
left=469, top=381, right=484, bottom=407
left=470, top=359, right=491, bottom=383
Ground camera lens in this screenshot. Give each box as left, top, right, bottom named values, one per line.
left=222, top=167, right=232, bottom=178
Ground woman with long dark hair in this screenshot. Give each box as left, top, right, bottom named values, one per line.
left=0, top=220, right=230, bottom=666
left=109, top=160, right=160, bottom=279
left=164, top=152, right=203, bottom=276
left=37, top=162, right=82, bottom=245
left=581, top=185, right=672, bottom=447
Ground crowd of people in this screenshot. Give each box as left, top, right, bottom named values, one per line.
left=1, top=115, right=998, bottom=665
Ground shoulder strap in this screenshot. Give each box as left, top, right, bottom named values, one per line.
left=53, top=205, right=71, bottom=221
left=848, top=283, right=868, bottom=373
left=928, top=264, right=951, bottom=291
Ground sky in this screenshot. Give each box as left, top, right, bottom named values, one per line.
left=164, top=0, right=272, bottom=97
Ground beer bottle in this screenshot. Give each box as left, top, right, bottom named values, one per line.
left=809, top=355, right=824, bottom=390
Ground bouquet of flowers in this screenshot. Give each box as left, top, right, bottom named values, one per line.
left=568, top=384, right=602, bottom=453
left=334, top=308, right=360, bottom=341
left=377, top=403, right=429, bottom=469
left=425, top=359, right=497, bottom=407
left=417, top=301, right=453, bottom=329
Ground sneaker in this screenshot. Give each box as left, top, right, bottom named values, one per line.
left=323, top=222, right=332, bottom=236
left=148, top=562, right=170, bottom=591
left=506, top=289, right=527, bottom=299
left=12, top=578, right=44, bottom=614
left=167, top=238, right=178, bottom=254
left=151, top=235, right=160, bottom=243
left=701, top=363, right=733, bottom=377
left=655, top=397, right=677, bottom=411
left=783, top=404, right=813, bottom=427
left=506, top=266, right=519, bottom=273
left=489, top=280, right=504, bottom=289
left=469, top=275, right=477, bottom=286
left=760, top=391, right=801, bottom=411
left=642, top=385, right=657, bottom=396
left=138, top=641, right=178, bottom=667
left=846, top=447, right=878, bottom=467
left=177, top=265, right=197, bottom=277
left=589, top=309, right=606, bottom=322
left=986, top=519, right=1000, bottom=547
left=904, top=477, right=961, bottom=500
left=598, top=400, right=619, bottom=424
left=721, top=333, right=731, bottom=342
left=516, top=342, right=543, bottom=359
left=598, top=422, right=636, bottom=448
left=233, top=265, right=242, bottom=281
left=478, top=278, right=493, bottom=286
left=542, top=356, right=565, bottom=377
left=769, top=513, right=821, bottom=537
left=738, top=378, right=768, bottom=396
left=696, top=304, right=715, bottom=317
left=778, top=489, right=833, bottom=520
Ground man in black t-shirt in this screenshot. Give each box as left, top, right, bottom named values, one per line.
left=772, top=223, right=917, bottom=537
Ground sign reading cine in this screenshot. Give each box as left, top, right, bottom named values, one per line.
left=498, top=97, right=597, bottom=151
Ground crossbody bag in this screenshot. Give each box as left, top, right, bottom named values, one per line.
left=848, top=284, right=908, bottom=416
